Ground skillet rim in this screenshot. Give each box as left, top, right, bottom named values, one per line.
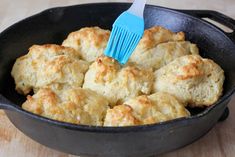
left=1, top=2, right=235, bottom=133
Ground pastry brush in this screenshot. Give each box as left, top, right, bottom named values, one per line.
left=104, top=0, right=146, bottom=64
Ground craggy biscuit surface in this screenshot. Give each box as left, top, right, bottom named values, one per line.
left=104, top=92, right=190, bottom=126
left=22, top=87, right=109, bottom=126
left=11, top=44, right=89, bottom=95
left=135, top=26, right=185, bottom=52
left=62, top=27, right=110, bottom=62
left=129, top=41, right=199, bottom=70
left=153, top=55, right=224, bottom=107
left=83, top=56, right=154, bottom=106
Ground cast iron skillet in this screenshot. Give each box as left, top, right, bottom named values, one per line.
left=0, top=3, right=235, bottom=157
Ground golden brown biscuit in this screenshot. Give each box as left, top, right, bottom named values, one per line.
left=62, top=27, right=110, bottom=62
left=129, top=41, right=199, bottom=70
left=104, top=105, right=140, bottom=126
left=22, top=87, right=109, bottom=126
left=135, top=26, right=185, bottom=52
left=83, top=56, right=154, bottom=106
left=104, top=92, right=190, bottom=126
left=153, top=55, right=224, bottom=107
left=11, top=44, right=89, bottom=95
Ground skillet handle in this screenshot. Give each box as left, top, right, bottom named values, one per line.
left=179, top=10, right=235, bottom=41
left=0, top=94, right=19, bottom=111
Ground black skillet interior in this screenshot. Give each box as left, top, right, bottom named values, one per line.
left=0, top=3, right=235, bottom=122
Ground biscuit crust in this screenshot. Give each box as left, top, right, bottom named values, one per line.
left=62, top=27, right=110, bottom=62
left=136, top=26, right=185, bottom=52
left=153, top=55, right=224, bottom=107
left=22, top=87, right=109, bottom=126
left=104, top=92, right=190, bottom=126
left=11, top=44, right=89, bottom=95
left=129, top=41, right=199, bottom=70
left=83, top=56, right=154, bottom=106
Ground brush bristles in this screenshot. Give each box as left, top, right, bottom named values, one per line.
left=104, top=26, right=142, bottom=64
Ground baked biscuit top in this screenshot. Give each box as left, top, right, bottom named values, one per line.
left=153, top=55, right=224, bottom=107
left=104, top=92, right=190, bottom=126
left=129, top=41, right=199, bottom=70
left=22, top=87, right=109, bottom=126
left=83, top=56, right=154, bottom=106
left=136, top=26, right=185, bottom=51
left=62, top=27, right=110, bottom=62
left=11, top=44, right=89, bottom=95
left=127, top=26, right=199, bottom=70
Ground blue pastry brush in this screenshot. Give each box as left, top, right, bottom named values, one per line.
left=104, top=0, right=146, bottom=64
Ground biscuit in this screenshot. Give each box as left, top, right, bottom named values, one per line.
left=11, top=44, right=89, bottom=95
left=153, top=55, right=224, bottom=107
left=83, top=56, right=154, bottom=106
left=135, top=26, right=185, bottom=52
left=22, top=87, right=109, bottom=126
left=129, top=41, right=199, bottom=70
left=62, top=27, right=110, bottom=62
left=104, top=92, right=190, bottom=126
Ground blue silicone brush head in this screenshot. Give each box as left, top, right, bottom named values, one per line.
left=104, top=11, right=144, bottom=64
